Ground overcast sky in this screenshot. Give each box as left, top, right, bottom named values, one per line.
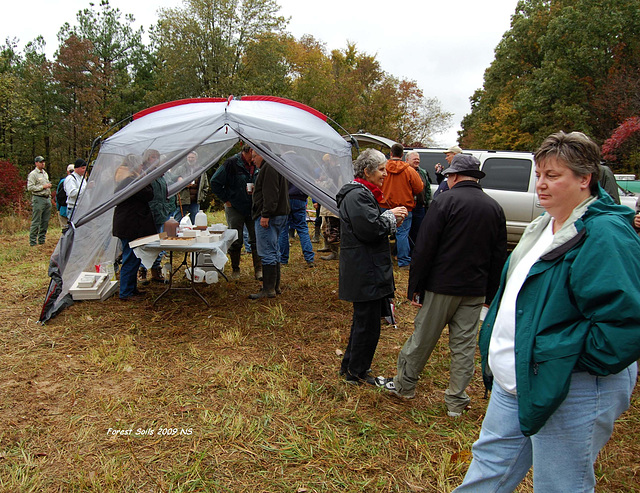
left=2, top=0, right=519, bottom=146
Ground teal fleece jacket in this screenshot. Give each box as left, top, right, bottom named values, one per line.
left=479, top=186, right=640, bottom=436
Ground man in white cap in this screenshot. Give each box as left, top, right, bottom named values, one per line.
left=434, top=145, right=463, bottom=197
left=27, top=155, right=52, bottom=246
left=56, top=164, right=75, bottom=228
left=380, top=154, right=507, bottom=417
left=64, top=158, right=88, bottom=221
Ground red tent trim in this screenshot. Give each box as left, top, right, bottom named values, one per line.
left=238, top=96, right=327, bottom=121
left=133, top=96, right=328, bottom=122
left=133, top=98, right=228, bottom=120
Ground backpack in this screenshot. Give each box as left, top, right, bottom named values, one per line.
left=56, top=178, right=67, bottom=208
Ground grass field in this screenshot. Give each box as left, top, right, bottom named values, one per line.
left=1, top=212, right=638, bottom=492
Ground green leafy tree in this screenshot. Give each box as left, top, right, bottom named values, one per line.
left=460, top=0, right=640, bottom=150
left=149, top=0, right=288, bottom=101
left=17, top=37, right=55, bottom=171
left=0, top=40, right=40, bottom=166
left=238, top=32, right=294, bottom=96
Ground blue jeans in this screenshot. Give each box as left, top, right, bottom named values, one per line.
left=255, top=215, right=287, bottom=266
left=243, top=225, right=251, bottom=253
left=278, top=198, right=315, bottom=264
left=395, top=211, right=412, bottom=266
left=455, top=363, right=637, bottom=493
left=119, top=239, right=141, bottom=298
left=174, top=203, right=199, bottom=223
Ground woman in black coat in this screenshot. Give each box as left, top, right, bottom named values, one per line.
left=336, top=149, right=407, bottom=385
left=112, top=154, right=156, bottom=300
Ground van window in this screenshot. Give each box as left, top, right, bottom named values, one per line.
left=481, top=158, right=531, bottom=192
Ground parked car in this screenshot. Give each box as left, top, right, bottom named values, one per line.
left=407, top=147, right=547, bottom=244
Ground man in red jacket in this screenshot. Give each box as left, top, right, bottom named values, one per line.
left=379, top=143, right=423, bottom=268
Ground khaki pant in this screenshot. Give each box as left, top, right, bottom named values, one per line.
left=58, top=213, right=68, bottom=228
left=29, top=195, right=51, bottom=245
left=394, top=291, right=484, bottom=412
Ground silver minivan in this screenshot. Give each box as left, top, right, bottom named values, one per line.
left=406, top=147, right=544, bottom=244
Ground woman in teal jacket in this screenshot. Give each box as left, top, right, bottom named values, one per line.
left=456, top=131, right=640, bottom=492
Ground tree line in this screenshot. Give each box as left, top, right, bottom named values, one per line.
left=0, top=0, right=452, bottom=182
left=460, top=0, right=640, bottom=174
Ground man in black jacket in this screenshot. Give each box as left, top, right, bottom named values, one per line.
left=210, top=145, right=261, bottom=280
left=382, top=155, right=507, bottom=416
left=249, top=149, right=290, bottom=299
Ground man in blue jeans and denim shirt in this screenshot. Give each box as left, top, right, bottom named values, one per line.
left=278, top=183, right=315, bottom=268
left=249, top=149, right=290, bottom=299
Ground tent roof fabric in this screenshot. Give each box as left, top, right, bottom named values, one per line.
left=133, top=96, right=329, bottom=123
left=40, top=96, right=354, bottom=322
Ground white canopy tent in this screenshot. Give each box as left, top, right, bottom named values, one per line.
left=40, top=96, right=354, bottom=322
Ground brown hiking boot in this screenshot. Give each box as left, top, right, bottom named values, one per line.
left=320, top=243, right=339, bottom=261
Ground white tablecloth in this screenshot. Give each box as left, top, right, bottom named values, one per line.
left=133, top=229, right=238, bottom=270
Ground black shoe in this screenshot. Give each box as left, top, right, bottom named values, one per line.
left=345, top=372, right=381, bottom=387
left=340, top=368, right=371, bottom=377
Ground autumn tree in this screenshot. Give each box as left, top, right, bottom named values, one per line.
left=287, top=35, right=334, bottom=115
left=52, top=35, right=102, bottom=161
left=602, top=117, right=640, bottom=175
left=396, top=80, right=452, bottom=146
left=57, top=0, right=148, bottom=125
left=293, top=42, right=451, bottom=145
left=460, top=0, right=640, bottom=151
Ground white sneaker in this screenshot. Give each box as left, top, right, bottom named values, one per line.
left=380, top=377, right=415, bottom=400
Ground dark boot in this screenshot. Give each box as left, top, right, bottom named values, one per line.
left=318, top=237, right=330, bottom=252
left=138, top=266, right=150, bottom=285
left=311, top=224, right=321, bottom=243
left=252, top=250, right=263, bottom=280
left=151, top=267, right=165, bottom=283
left=275, top=263, right=282, bottom=294
left=320, top=243, right=339, bottom=261
left=248, top=264, right=277, bottom=299
left=229, top=249, right=241, bottom=279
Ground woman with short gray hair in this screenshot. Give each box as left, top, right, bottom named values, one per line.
left=455, top=131, right=640, bottom=491
left=336, top=148, right=408, bottom=385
